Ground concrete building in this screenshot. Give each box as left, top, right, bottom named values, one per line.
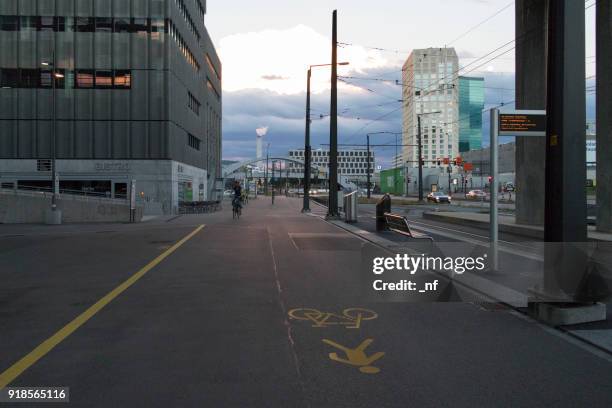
left=0, top=0, right=222, bottom=215
left=458, top=76, right=484, bottom=153
left=288, top=148, right=375, bottom=183
left=402, top=47, right=459, bottom=168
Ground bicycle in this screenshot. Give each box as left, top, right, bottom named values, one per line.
left=232, top=197, right=242, bottom=219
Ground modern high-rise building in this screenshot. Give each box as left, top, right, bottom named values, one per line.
left=0, top=0, right=222, bottom=215
left=458, top=76, right=484, bottom=153
left=402, top=47, right=459, bottom=168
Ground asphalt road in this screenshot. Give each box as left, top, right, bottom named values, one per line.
left=1, top=196, right=612, bottom=407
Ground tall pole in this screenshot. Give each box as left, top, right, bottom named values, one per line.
left=366, top=134, right=371, bottom=199
left=417, top=115, right=424, bottom=202
left=51, top=48, right=58, bottom=211
left=272, top=160, right=276, bottom=204
left=490, top=108, right=499, bottom=271
left=265, top=145, right=270, bottom=195
left=327, top=10, right=339, bottom=218
left=302, top=68, right=312, bottom=212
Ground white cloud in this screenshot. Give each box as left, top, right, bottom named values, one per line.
left=218, top=24, right=392, bottom=94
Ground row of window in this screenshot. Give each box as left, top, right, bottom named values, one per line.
left=205, top=54, right=221, bottom=81
left=290, top=151, right=373, bottom=157
left=188, top=133, right=201, bottom=150
left=310, top=157, right=373, bottom=163
left=0, top=68, right=131, bottom=89
left=194, top=0, right=206, bottom=22
left=168, top=20, right=200, bottom=72
left=174, top=0, right=200, bottom=42
left=188, top=91, right=200, bottom=115
left=207, top=79, right=219, bottom=100
left=0, top=16, right=164, bottom=34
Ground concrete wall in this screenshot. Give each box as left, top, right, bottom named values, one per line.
left=0, top=158, right=207, bottom=215
left=0, top=190, right=143, bottom=224
left=515, top=0, right=547, bottom=226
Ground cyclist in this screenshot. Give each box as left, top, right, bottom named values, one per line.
left=232, top=181, right=243, bottom=214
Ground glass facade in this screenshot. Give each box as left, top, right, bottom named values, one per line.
left=458, top=76, right=484, bottom=153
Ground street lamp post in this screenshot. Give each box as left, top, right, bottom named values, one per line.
left=42, top=51, right=64, bottom=220
left=265, top=143, right=270, bottom=195
left=303, top=61, right=349, bottom=213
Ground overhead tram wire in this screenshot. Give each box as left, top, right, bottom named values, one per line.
left=446, top=1, right=515, bottom=46
left=337, top=1, right=594, bottom=150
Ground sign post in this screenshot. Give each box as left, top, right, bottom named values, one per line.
left=490, top=109, right=499, bottom=272
left=489, top=109, right=546, bottom=272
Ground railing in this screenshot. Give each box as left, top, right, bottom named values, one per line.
left=178, top=201, right=221, bottom=214
left=0, top=186, right=129, bottom=205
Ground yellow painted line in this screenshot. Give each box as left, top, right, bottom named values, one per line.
left=0, top=224, right=205, bottom=389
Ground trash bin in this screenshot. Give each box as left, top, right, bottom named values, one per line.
left=344, top=191, right=358, bottom=223
left=376, top=194, right=391, bottom=231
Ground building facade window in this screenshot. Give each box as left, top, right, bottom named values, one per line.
left=188, top=133, right=201, bottom=150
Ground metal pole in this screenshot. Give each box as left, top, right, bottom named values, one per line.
left=265, top=148, right=269, bottom=195
left=417, top=115, right=424, bottom=202
left=490, top=108, right=499, bottom=271
left=272, top=160, right=276, bottom=204
left=366, top=134, right=371, bottom=199
left=51, top=48, right=58, bottom=210
left=327, top=10, right=339, bottom=218
left=302, top=68, right=312, bottom=212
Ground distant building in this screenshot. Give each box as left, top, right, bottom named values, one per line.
left=458, top=76, right=484, bottom=153
left=0, top=0, right=222, bottom=214
left=402, top=47, right=459, bottom=168
left=288, top=149, right=375, bottom=181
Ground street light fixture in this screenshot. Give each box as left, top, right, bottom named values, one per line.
left=416, top=110, right=442, bottom=202
left=302, top=61, right=349, bottom=213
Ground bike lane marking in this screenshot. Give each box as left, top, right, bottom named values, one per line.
left=0, top=224, right=206, bottom=389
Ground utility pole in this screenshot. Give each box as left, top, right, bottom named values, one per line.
left=271, top=160, right=276, bottom=204
left=366, top=134, right=371, bottom=198
left=302, top=68, right=312, bottom=212
left=327, top=10, right=339, bottom=218
left=265, top=144, right=270, bottom=195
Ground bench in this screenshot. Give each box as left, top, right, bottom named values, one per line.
left=384, top=213, right=433, bottom=242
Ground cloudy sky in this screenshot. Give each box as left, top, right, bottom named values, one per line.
left=206, top=0, right=598, bottom=166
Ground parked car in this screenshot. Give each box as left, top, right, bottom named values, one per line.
left=466, top=190, right=487, bottom=200
left=427, top=192, right=451, bottom=203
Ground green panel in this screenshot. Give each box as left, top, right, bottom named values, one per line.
left=380, top=167, right=405, bottom=195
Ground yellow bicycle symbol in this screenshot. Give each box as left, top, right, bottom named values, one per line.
left=288, top=308, right=378, bottom=329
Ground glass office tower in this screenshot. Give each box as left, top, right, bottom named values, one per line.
left=458, top=76, right=484, bottom=153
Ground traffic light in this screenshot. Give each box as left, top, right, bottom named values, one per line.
left=488, top=176, right=493, bottom=184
